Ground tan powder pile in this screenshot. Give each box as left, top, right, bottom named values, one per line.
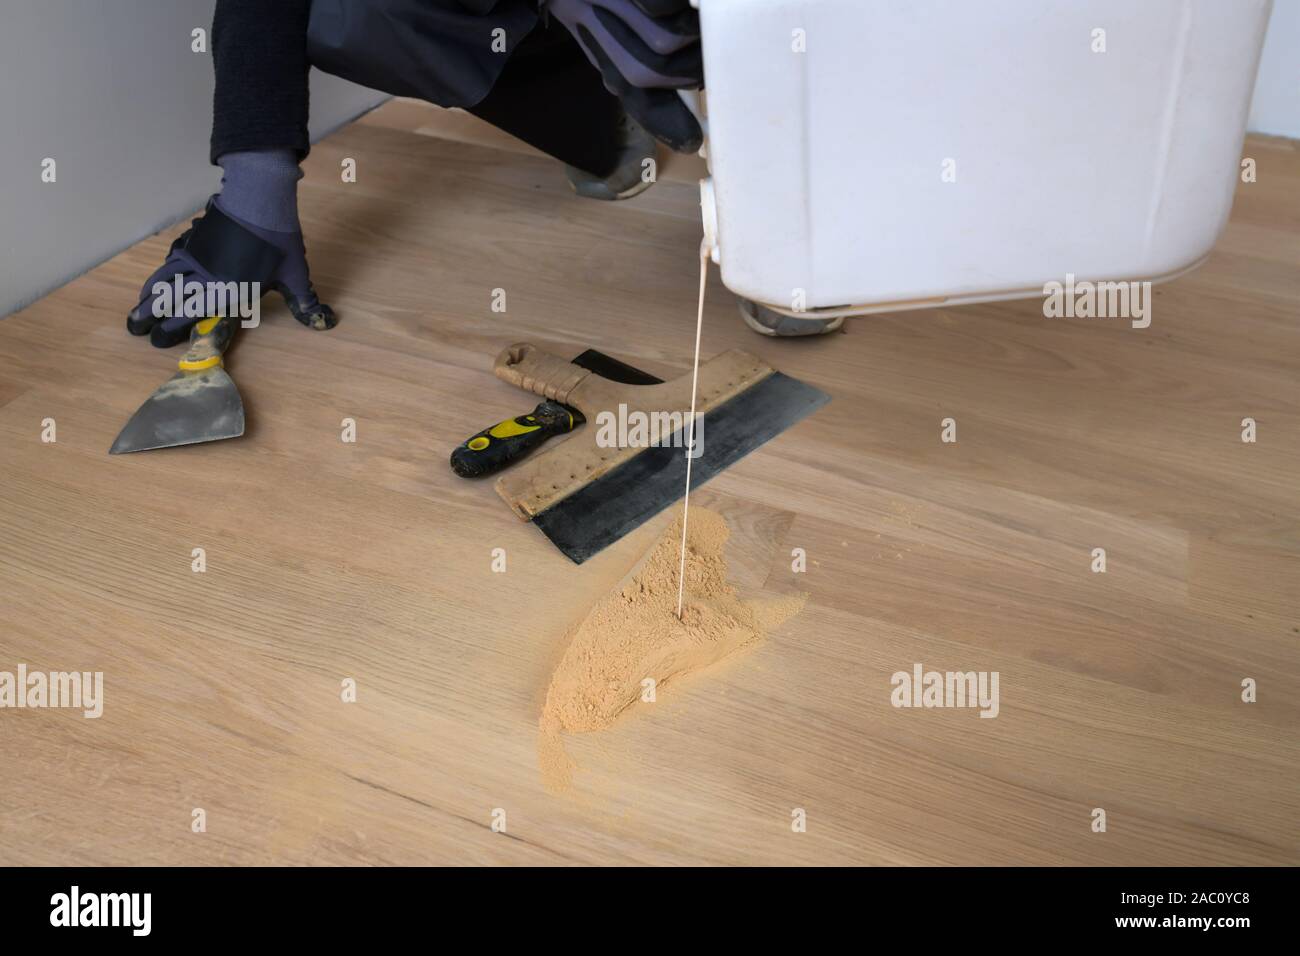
left=539, top=506, right=806, bottom=792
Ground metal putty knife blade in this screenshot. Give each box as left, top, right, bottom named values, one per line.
left=109, top=368, right=245, bottom=454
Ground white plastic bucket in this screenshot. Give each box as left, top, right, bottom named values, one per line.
left=697, top=0, right=1273, bottom=315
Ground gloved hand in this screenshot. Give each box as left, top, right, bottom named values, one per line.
left=543, top=0, right=704, bottom=153
left=128, top=198, right=335, bottom=348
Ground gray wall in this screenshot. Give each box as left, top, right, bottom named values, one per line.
left=1250, top=0, right=1300, bottom=137
left=0, top=0, right=388, bottom=318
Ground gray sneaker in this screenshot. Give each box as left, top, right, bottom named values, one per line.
left=565, top=114, right=658, bottom=201
left=737, top=297, right=846, bottom=337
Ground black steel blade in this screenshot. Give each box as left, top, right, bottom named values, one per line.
left=533, top=372, right=830, bottom=563
left=571, top=349, right=663, bottom=386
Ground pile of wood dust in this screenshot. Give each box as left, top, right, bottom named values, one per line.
left=539, top=507, right=806, bottom=792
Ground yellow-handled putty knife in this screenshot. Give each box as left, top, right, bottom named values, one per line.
left=449, top=349, right=663, bottom=479
left=109, top=315, right=244, bottom=454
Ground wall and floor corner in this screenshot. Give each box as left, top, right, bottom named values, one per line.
left=0, top=0, right=1296, bottom=321
left=0, top=0, right=389, bottom=319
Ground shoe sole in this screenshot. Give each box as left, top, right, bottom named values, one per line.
left=737, top=298, right=846, bottom=337
left=566, top=170, right=656, bottom=202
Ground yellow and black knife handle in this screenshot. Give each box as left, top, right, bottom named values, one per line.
left=178, top=315, right=237, bottom=372
left=450, top=401, right=584, bottom=478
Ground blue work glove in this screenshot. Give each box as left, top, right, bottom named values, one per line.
left=127, top=199, right=335, bottom=348
left=543, top=0, right=704, bottom=152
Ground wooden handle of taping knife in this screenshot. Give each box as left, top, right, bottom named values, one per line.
left=493, top=343, right=593, bottom=405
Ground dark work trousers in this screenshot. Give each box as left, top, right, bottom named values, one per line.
left=209, top=0, right=624, bottom=177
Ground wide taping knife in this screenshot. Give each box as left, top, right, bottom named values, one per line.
left=491, top=342, right=830, bottom=563
left=449, top=349, right=662, bottom=478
